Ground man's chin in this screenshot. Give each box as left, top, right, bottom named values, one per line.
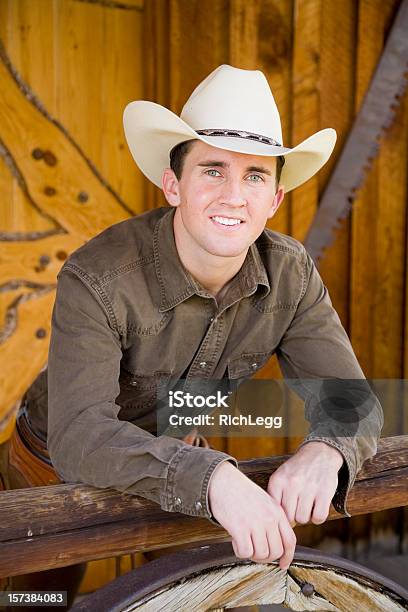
left=205, top=242, right=250, bottom=259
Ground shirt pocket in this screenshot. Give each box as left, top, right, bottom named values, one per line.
left=116, top=368, right=173, bottom=417
left=227, top=351, right=273, bottom=380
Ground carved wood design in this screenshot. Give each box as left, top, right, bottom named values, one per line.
left=0, top=40, right=133, bottom=427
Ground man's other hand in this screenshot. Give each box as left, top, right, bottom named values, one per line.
left=267, top=441, right=344, bottom=526
left=208, top=461, right=296, bottom=570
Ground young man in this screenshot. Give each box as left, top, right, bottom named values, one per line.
left=13, top=65, right=383, bottom=574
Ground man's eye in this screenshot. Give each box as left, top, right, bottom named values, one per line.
left=248, top=174, right=263, bottom=182
left=205, top=169, right=221, bottom=177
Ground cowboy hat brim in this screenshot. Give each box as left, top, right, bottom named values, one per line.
left=123, top=100, right=337, bottom=193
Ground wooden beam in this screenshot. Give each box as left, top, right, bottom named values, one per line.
left=0, top=436, right=407, bottom=577
left=291, top=0, right=322, bottom=243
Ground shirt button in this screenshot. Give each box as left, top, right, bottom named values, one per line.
left=195, top=500, right=203, bottom=512
left=130, top=380, right=138, bottom=386
left=251, top=362, right=257, bottom=369
left=173, top=497, right=182, bottom=510
left=210, top=317, right=214, bottom=322
left=199, top=361, right=207, bottom=368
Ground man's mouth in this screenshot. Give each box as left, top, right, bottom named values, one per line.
left=210, top=215, right=245, bottom=228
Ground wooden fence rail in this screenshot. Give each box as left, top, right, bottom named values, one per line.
left=0, top=435, right=407, bottom=578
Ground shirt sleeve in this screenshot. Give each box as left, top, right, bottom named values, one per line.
left=47, top=266, right=238, bottom=520
left=275, top=248, right=384, bottom=516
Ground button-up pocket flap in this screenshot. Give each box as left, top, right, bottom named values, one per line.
left=119, top=368, right=172, bottom=391
left=227, top=351, right=272, bottom=379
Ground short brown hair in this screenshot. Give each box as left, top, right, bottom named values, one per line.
left=169, top=140, right=285, bottom=189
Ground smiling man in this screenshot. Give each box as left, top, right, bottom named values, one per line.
left=3, top=66, right=383, bottom=582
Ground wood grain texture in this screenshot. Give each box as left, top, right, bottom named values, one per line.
left=169, top=0, right=230, bottom=116
left=316, top=0, right=356, bottom=329
left=290, top=565, right=405, bottom=611
left=349, top=0, right=401, bottom=377
left=291, top=0, right=322, bottom=243
left=131, top=565, right=291, bottom=611
left=0, top=0, right=58, bottom=235
left=73, top=0, right=144, bottom=9
left=143, top=0, right=170, bottom=212
left=0, top=291, right=55, bottom=411
left=101, top=2, right=144, bottom=210
left=0, top=234, right=82, bottom=284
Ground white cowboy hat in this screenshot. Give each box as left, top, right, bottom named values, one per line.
left=123, top=64, right=337, bottom=193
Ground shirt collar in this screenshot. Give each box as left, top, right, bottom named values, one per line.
left=154, top=207, right=270, bottom=312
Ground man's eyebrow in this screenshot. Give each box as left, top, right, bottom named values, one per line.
left=196, top=161, right=273, bottom=176
left=246, top=165, right=272, bottom=176
left=196, top=160, right=227, bottom=168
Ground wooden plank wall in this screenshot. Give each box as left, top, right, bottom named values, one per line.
left=0, top=0, right=407, bottom=595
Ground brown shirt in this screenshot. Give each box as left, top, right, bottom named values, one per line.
left=33, top=206, right=383, bottom=522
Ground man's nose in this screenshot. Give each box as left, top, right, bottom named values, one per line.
left=219, top=178, right=247, bottom=207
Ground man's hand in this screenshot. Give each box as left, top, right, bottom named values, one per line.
left=208, top=461, right=296, bottom=569
left=267, top=441, right=344, bottom=526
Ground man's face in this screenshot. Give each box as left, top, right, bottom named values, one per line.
left=162, top=140, right=285, bottom=260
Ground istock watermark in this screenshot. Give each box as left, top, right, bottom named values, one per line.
left=155, top=377, right=401, bottom=440
left=157, top=378, right=285, bottom=437
left=168, top=390, right=229, bottom=409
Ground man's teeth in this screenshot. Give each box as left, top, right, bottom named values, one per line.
left=212, top=216, right=242, bottom=226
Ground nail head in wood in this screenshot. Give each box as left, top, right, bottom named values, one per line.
left=78, top=191, right=89, bottom=203
left=44, top=186, right=56, bottom=196
left=43, top=151, right=57, bottom=166
left=39, top=255, right=51, bottom=266
left=301, top=582, right=315, bottom=597
left=32, top=148, right=44, bottom=160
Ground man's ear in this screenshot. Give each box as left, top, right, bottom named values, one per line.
left=162, top=168, right=181, bottom=207
left=267, top=185, right=285, bottom=219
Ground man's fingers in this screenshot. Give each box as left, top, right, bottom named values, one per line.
left=281, top=488, right=298, bottom=525
left=250, top=529, right=271, bottom=562
left=277, top=517, right=296, bottom=570
left=232, top=536, right=254, bottom=560
left=311, top=494, right=332, bottom=524
left=264, top=524, right=284, bottom=564
left=267, top=474, right=283, bottom=505
left=295, top=494, right=314, bottom=524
